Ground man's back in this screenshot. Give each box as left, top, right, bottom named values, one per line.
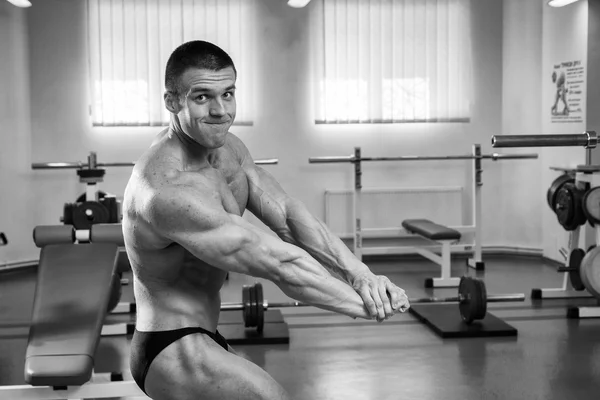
left=122, top=129, right=248, bottom=332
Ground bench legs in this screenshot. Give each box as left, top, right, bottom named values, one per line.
left=416, top=241, right=461, bottom=288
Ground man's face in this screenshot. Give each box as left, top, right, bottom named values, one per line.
left=174, top=66, right=236, bottom=148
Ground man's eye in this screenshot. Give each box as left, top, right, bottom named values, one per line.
left=224, top=92, right=234, bottom=99
left=196, top=95, right=206, bottom=101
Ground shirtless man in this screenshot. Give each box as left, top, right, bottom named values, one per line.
left=123, top=40, right=410, bottom=400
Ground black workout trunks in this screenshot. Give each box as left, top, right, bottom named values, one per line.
left=130, top=327, right=229, bottom=394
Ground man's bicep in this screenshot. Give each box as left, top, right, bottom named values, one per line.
left=147, top=190, right=277, bottom=277
left=245, top=164, right=292, bottom=230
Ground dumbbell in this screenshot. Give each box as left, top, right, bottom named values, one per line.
left=221, top=276, right=526, bottom=333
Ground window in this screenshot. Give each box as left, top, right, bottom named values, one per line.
left=86, top=0, right=256, bottom=127
left=313, top=0, right=473, bottom=124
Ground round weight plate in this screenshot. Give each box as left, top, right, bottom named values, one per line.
left=72, top=201, right=110, bottom=230
left=459, top=276, right=487, bottom=324
left=242, top=285, right=251, bottom=328
left=568, top=248, right=586, bottom=291
left=583, top=187, right=600, bottom=225
left=249, top=283, right=257, bottom=329
left=255, top=283, right=264, bottom=333
left=580, top=246, right=600, bottom=299
left=472, top=278, right=487, bottom=321
left=555, top=183, right=586, bottom=231
left=547, top=174, right=574, bottom=210
left=76, top=191, right=107, bottom=203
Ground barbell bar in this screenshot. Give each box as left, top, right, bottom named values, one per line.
left=32, top=158, right=279, bottom=169
left=308, top=153, right=538, bottom=164
left=491, top=131, right=598, bottom=149
left=221, top=276, right=526, bottom=332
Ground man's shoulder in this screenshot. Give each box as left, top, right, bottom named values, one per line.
left=224, top=132, right=251, bottom=163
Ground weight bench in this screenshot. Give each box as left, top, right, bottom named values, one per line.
left=0, top=224, right=146, bottom=399
left=402, top=219, right=462, bottom=288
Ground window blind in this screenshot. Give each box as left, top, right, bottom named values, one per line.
left=87, top=0, right=256, bottom=127
left=313, top=0, right=473, bottom=124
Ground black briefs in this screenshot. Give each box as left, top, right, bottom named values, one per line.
left=130, top=327, right=229, bottom=394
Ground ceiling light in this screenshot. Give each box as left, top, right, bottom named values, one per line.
left=548, top=0, right=580, bottom=7
left=288, top=0, right=311, bottom=8
left=6, top=0, right=32, bottom=7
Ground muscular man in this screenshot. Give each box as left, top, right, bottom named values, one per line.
left=123, top=40, right=410, bottom=400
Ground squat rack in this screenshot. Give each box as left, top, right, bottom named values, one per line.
left=309, top=144, right=538, bottom=270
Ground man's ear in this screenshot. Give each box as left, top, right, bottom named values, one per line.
left=164, top=91, right=181, bottom=114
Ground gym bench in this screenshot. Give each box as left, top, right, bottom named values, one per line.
left=0, top=224, right=146, bottom=400
left=401, top=219, right=462, bottom=287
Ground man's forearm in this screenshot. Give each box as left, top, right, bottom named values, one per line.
left=276, top=255, right=372, bottom=320
left=278, top=201, right=370, bottom=283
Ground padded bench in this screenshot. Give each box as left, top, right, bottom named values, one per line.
left=402, top=219, right=462, bottom=241
left=402, top=218, right=462, bottom=288
left=25, top=243, right=120, bottom=386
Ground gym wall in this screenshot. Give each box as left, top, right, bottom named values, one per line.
left=0, top=0, right=588, bottom=266
left=501, top=0, right=543, bottom=252
left=0, top=4, right=35, bottom=265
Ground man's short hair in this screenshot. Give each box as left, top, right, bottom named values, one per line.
left=165, top=40, right=237, bottom=96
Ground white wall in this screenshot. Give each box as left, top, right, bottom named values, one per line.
left=540, top=0, right=589, bottom=260
left=501, top=0, right=544, bottom=251
left=0, top=0, right=549, bottom=264
left=0, top=3, right=35, bottom=266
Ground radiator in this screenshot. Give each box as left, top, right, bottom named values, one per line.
left=324, top=186, right=464, bottom=237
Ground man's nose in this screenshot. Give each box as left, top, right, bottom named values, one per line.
left=209, top=99, right=226, bottom=117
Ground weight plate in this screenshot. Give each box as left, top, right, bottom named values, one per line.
left=547, top=174, right=574, bottom=210
left=249, top=283, right=257, bottom=329
left=72, top=201, right=110, bottom=230
left=568, top=248, right=586, bottom=291
left=555, top=183, right=586, bottom=231
left=459, top=276, right=487, bottom=324
left=583, top=187, right=600, bottom=225
left=255, top=283, right=264, bottom=333
left=580, top=246, right=600, bottom=300
left=242, top=285, right=251, bottom=328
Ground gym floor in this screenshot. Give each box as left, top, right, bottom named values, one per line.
left=1, top=255, right=600, bottom=400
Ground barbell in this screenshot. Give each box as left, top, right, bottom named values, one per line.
left=221, top=276, right=526, bottom=333
left=308, top=153, right=538, bottom=164
left=31, top=153, right=279, bottom=169
left=491, top=131, right=598, bottom=149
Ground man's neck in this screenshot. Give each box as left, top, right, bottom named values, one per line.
left=168, top=117, right=216, bottom=167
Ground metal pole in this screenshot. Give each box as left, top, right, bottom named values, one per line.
left=491, top=132, right=597, bottom=148
left=353, top=147, right=363, bottom=260
left=32, top=158, right=279, bottom=169
left=308, top=154, right=538, bottom=163
left=472, top=144, right=483, bottom=268
left=220, top=293, right=526, bottom=311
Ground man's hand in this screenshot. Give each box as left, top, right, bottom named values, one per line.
left=351, top=272, right=410, bottom=322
